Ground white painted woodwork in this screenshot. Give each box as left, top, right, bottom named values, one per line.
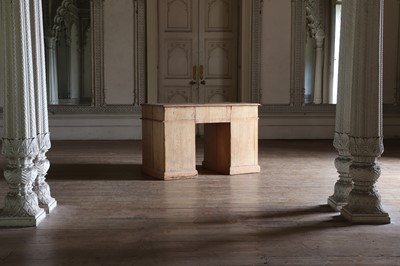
left=103, top=0, right=135, bottom=105
left=158, top=0, right=198, bottom=103
left=261, top=0, right=291, bottom=105
left=142, top=103, right=260, bottom=180
left=158, top=0, right=238, bottom=103
left=198, top=0, right=238, bottom=103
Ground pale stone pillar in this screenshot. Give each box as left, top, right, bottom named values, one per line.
left=312, top=30, right=325, bottom=105
left=328, top=0, right=356, bottom=211
left=45, top=36, right=59, bottom=105
left=0, top=0, right=46, bottom=226
left=30, top=0, right=57, bottom=214
left=341, top=0, right=390, bottom=224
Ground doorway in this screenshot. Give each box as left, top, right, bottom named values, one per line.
left=158, top=0, right=239, bottom=103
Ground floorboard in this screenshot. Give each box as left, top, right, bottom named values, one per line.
left=0, top=139, right=400, bottom=265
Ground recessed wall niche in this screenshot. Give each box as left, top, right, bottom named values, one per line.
left=43, top=0, right=92, bottom=105
left=302, top=0, right=400, bottom=108
left=43, top=0, right=146, bottom=114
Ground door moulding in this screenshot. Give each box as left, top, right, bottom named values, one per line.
left=146, top=0, right=253, bottom=103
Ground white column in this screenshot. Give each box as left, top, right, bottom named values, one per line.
left=312, top=30, right=325, bottom=105
left=328, top=0, right=356, bottom=211
left=341, top=0, right=390, bottom=224
left=45, top=36, right=59, bottom=105
left=0, top=0, right=46, bottom=226
left=30, top=0, right=57, bottom=214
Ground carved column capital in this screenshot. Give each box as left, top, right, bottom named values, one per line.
left=0, top=136, right=43, bottom=220
left=349, top=136, right=384, bottom=161
left=2, top=138, right=39, bottom=165
left=314, top=29, right=325, bottom=46
left=44, top=36, right=57, bottom=50
left=37, top=133, right=51, bottom=152
left=333, top=132, right=350, bottom=156
left=305, top=0, right=326, bottom=39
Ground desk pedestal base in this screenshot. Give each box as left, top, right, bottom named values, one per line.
left=142, top=104, right=260, bottom=180
left=142, top=167, right=198, bottom=180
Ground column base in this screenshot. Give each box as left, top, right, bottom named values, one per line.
left=41, top=199, right=57, bottom=214
left=341, top=208, right=391, bottom=224
left=327, top=197, right=347, bottom=212
left=0, top=208, right=46, bottom=227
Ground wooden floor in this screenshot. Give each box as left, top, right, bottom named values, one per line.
left=1, top=139, right=400, bottom=265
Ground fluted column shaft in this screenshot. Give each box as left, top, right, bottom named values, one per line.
left=45, top=36, right=59, bottom=105
left=313, top=30, right=325, bottom=105
left=328, top=0, right=356, bottom=211
left=0, top=0, right=46, bottom=226
left=30, top=0, right=57, bottom=213
left=340, top=0, right=390, bottom=224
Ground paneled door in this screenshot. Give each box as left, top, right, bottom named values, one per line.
left=158, top=0, right=238, bottom=103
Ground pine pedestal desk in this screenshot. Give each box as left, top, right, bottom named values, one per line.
left=141, top=103, right=260, bottom=180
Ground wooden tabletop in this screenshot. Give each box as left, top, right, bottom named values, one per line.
left=142, top=103, right=260, bottom=108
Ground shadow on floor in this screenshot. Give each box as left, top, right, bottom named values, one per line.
left=192, top=205, right=341, bottom=225
left=47, top=163, right=237, bottom=181
left=47, top=163, right=158, bottom=181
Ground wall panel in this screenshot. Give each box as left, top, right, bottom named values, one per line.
left=103, top=0, right=135, bottom=105
left=383, top=0, right=399, bottom=104
left=0, top=4, right=4, bottom=109
left=261, top=0, right=292, bottom=105
left=0, top=40, right=3, bottom=108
